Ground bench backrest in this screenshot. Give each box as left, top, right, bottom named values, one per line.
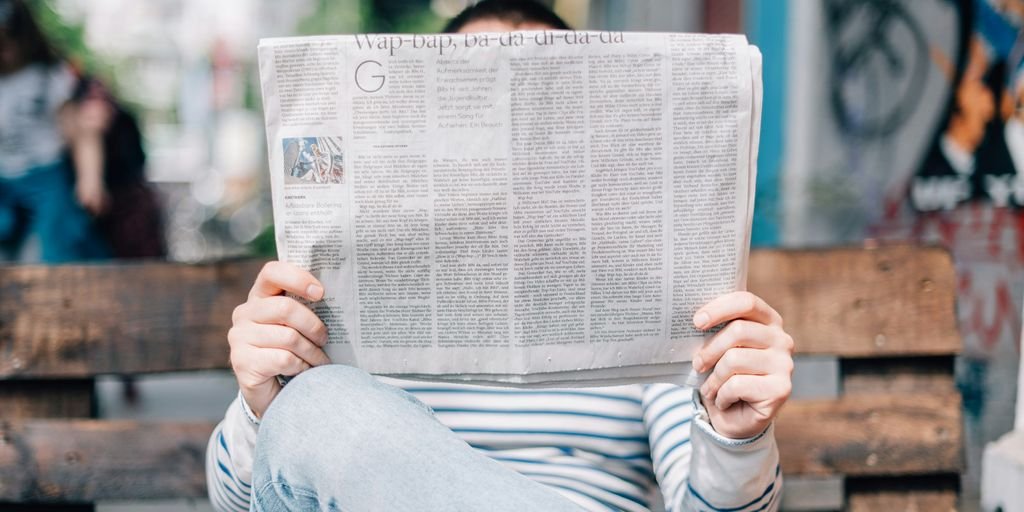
left=0, top=245, right=962, bottom=510
left=750, top=246, right=962, bottom=511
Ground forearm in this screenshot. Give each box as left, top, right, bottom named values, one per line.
left=62, top=98, right=112, bottom=215
left=679, top=399, right=781, bottom=511
left=643, top=384, right=781, bottom=511
left=70, top=131, right=104, bottom=186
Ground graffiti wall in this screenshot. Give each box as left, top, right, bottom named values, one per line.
left=785, top=0, right=1024, bottom=494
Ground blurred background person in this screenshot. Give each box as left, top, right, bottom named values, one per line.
left=66, top=75, right=167, bottom=259
left=0, top=0, right=110, bottom=263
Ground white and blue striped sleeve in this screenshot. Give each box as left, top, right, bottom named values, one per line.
left=642, top=384, right=781, bottom=512
left=206, top=392, right=260, bottom=512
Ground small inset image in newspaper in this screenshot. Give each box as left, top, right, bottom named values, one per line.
left=283, top=136, right=346, bottom=185
left=257, top=31, right=763, bottom=387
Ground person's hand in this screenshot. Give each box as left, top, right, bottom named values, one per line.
left=691, top=291, right=794, bottom=439
left=75, top=175, right=109, bottom=216
left=67, top=97, right=114, bottom=216
left=229, top=261, right=332, bottom=418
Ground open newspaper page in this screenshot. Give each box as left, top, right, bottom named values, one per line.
left=257, top=31, right=762, bottom=386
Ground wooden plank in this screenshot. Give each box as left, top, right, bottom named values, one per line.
left=848, top=489, right=957, bottom=512
left=0, top=396, right=965, bottom=502
left=2, top=380, right=97, bottom=511
left=0, top=259, right=265, bottom=378
left=776, top=393, right=963, bottom=476
left=0, top=381, right=94, bottom=419
left=0, top=420, right=212, bottom=502
left=2, top=246, right=960, bottom=374
left=846, top=475, right=959, bottom=511
left=748, top=245, right=961, bottom=357
left=842, top=357, right=957, bottom=396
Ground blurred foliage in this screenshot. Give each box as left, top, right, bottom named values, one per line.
left=27, top=1, right=115, bottom=85
left=297, top=0, right=366, bottom=35
left=297, top=0, right=444, bottom=35
left=248, top=224, right=278, bottom=257
left=366, top=0, right=445, bottom=33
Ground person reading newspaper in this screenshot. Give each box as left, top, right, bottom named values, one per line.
left=207, top=1, right=793, bottom=511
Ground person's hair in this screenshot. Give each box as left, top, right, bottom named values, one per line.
left=0, top=0, right=60, bottom=67
left=443, top=0, right=571, bottom=33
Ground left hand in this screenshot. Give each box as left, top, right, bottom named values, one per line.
left=691, top=291, right=794, bottom=439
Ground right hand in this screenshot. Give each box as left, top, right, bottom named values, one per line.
left=229, top=261, right=331, bottom=418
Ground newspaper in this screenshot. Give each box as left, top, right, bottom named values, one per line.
left=257, top=31, right=762, bottom=387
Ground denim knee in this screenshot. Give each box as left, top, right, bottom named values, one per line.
left=254, top=365, right=432, bottom=482
left=265, top=364, right=376, bottom=421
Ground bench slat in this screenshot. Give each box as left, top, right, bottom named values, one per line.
left=847, top=475, right=959, bottom=512
left=0, top=260, right=264, bottom=378
left=0, top=390, right=962, bottom=502
left=0, top=420, right=212, bottom=502
left=776, top=393, right=963, bottom=477
left=749, top=245, right=960, bottom=357
left=1, top=246, right=958, bottom=377
left=848, top=489, right=957, bottom=512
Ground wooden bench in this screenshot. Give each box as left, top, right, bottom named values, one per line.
left=0, top=245, right=962, bottom=510
left=751, top=247, right=962, bottom=511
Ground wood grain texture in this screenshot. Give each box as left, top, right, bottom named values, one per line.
left=846, top=475, right=959, bottom=511
left=0, top=420, right=212, bottom=502
left=1, top=246, right=959, bottom=375
left=848, top=490, right=957, bottom=512
left=0, top=259, right=265, bottom=378
left=0, top=395, right=964, bottom=501
left=748, top=245, right=961, bottom=357
left=0, top=381, right=97, bottom=510
left=776, top=393, right=963, bottom=477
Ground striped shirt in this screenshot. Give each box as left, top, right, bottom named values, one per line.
left=207, top=380, right=781, bottom=511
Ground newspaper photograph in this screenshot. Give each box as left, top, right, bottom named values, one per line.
left=257, top=31, right=762, bottom=386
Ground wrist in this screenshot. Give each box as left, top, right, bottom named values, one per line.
left=237, top=390, right=263, bottom=426
left=239, top=380, right=281, bottom=420
left=695, top=390, right=772, bottom=442
left=699, top=417, right=773, bottom=447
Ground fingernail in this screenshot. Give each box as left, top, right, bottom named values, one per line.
left=692, top=354, right=704, bottom=372
left=307, top=284, right=323, bottom=300
left=700, top=382, right=709, bottom=396
left=693, top=311, right=710, bottom=329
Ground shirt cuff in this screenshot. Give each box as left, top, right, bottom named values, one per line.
left=686, top=389, right=781, bottom=509
left=691, top=388, right=773, bottom=449
left=238, top=391, right=262, bottom=427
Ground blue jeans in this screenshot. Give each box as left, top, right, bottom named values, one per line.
left=0, top=161, right=109, bottom=263
left=252, top=365, right=585, bottom=512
